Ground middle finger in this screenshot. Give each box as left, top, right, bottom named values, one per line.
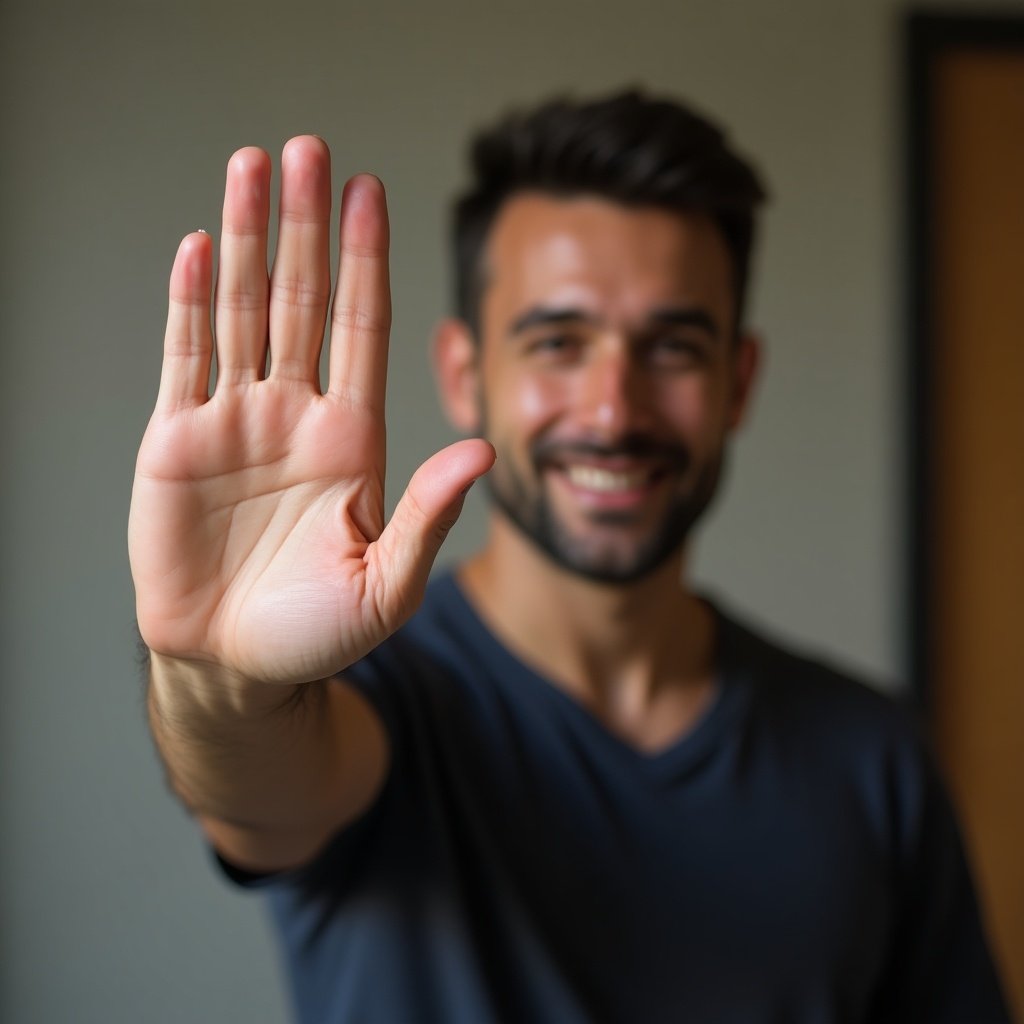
left=215, top=146, right=271, bottom=386
left=268, top=136, right=332, bottom=387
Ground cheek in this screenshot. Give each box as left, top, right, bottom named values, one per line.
left=519, top=377, right=562, bottom=422
left=653, top=376, right=730, bottom=445
left=487, top=368, right=568, bottom=435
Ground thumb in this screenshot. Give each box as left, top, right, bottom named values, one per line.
left=369, top=438, right=495, bottom=627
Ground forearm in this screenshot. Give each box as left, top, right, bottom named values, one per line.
left=147, top=652, right=386, bottom=871
left=132, top=139, right=478, bottom=872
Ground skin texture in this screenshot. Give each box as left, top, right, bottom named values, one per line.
left=130, top=138, right=494, bottom=688
left=474, top=194, right=753, bottom=583
left=130, top=138, right=493, bottom=869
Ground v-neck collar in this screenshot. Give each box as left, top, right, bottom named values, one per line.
left=436, top=571, right=753, bottom=779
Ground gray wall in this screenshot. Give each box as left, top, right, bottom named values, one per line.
left=3, top=1, right=1014, bottom=1021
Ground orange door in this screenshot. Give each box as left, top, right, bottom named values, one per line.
left=916, top=22, right=1024, bottom=1013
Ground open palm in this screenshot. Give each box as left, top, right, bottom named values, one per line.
left=129, top=138, right=493, bottom=686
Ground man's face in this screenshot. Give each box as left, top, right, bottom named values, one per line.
left=465, top=193, right=756, bottom=583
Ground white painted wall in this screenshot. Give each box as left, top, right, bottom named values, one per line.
left=3, top=1, right=1016, bottom=1020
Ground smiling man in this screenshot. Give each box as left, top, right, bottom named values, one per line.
left=447, top=193, right=747, bottom=587
left=130, top=92, right=1010, bottom=1022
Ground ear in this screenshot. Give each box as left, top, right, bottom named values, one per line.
left=432, top=317, right=481, bottom=433
left=727, top=330, right=762, bottom=431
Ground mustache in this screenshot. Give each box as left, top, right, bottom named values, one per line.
left=531, top=435, right=691, bottom=469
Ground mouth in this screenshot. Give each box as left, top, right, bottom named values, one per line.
left=544, top=458, right=675, bottom=516
left=563, top=463, right=662, bottom=494
left=533, top=440, right=688, bottom=512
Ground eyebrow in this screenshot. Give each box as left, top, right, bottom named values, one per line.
left=648, top=307, right=721, bottom=340
left=508, top=305, right=721, bottom=340
left=508, top=307, right=599, bottom=336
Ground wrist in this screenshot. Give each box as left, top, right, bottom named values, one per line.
left=148, top=650, right=307, bottom=721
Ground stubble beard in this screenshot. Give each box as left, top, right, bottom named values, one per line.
left=483, top=435, right=726, bottom=585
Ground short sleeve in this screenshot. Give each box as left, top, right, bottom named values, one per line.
left=869, top=737, right=1011, bottom=1022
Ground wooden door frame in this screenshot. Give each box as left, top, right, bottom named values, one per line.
left=904, top=10, right=1024, bottom=714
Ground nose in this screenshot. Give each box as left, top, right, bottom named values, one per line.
left=577, top=342, right=650, bottom=438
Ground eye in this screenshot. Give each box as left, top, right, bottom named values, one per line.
left=525, top=333, right=583, bottom=362
left=643, top=334, right=709, bottom=369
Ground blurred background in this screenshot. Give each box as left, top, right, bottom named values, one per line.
left=1, top=0, right=1020, bottom=1020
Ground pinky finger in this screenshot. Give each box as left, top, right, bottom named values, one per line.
left=158, top=231, right=214, bottom=410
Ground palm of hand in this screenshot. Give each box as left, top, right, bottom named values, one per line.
left=134, top=385, right=384, bottom=683
left=129, top=140, right=493, bottom=685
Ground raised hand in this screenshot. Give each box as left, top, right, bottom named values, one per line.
left=129, top=137, right=494, bottom=687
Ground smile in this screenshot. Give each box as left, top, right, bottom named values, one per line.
left=564, top=465, right=654, bottom=493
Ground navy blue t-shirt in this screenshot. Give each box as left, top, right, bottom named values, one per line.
left=230, top=573, right=1009, bottom=1023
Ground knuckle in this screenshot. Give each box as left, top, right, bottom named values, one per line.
left=340, top=242, right=387, bottom=259
left=222, top=223, right=266, bottom=240
left=215, top=288, right=266, bottom=313
left=270, top=276, right=330, bottom=310
left=280, top=209, right=326, bottom=227
left=164, top=337, right=209, bottom=358
left=331, top=303, right=390, bottom=334
left=433, top=517, right=457, bottom=543
left=403, top=488, right=433, bottom=529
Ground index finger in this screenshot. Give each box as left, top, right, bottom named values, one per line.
left=327, top=175, right=391, bottom=411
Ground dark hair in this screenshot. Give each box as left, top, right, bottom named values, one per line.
left=452, top=89, right=768, bottom=335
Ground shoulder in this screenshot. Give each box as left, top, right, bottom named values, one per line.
left=719, top=605, right=920, bottom=744
left=716, top=605, right=948, bottom=846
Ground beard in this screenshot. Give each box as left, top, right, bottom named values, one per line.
left=483, top=432, right=726, bottom=585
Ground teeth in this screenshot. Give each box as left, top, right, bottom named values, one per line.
left=566, top=465, right=649, bottom=492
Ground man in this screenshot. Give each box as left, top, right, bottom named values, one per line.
left=129, top=92, right=1010, bottom=1022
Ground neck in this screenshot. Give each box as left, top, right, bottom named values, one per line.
left=459, top=514, right=717, bottom=749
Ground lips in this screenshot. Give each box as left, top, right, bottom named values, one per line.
left=534, top=438, right=688, bottom=502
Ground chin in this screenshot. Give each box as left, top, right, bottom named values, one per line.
left=536, top=535, right=686, bottom=586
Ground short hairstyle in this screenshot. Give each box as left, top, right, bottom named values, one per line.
left=452, top=89, right=768, bottom=336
